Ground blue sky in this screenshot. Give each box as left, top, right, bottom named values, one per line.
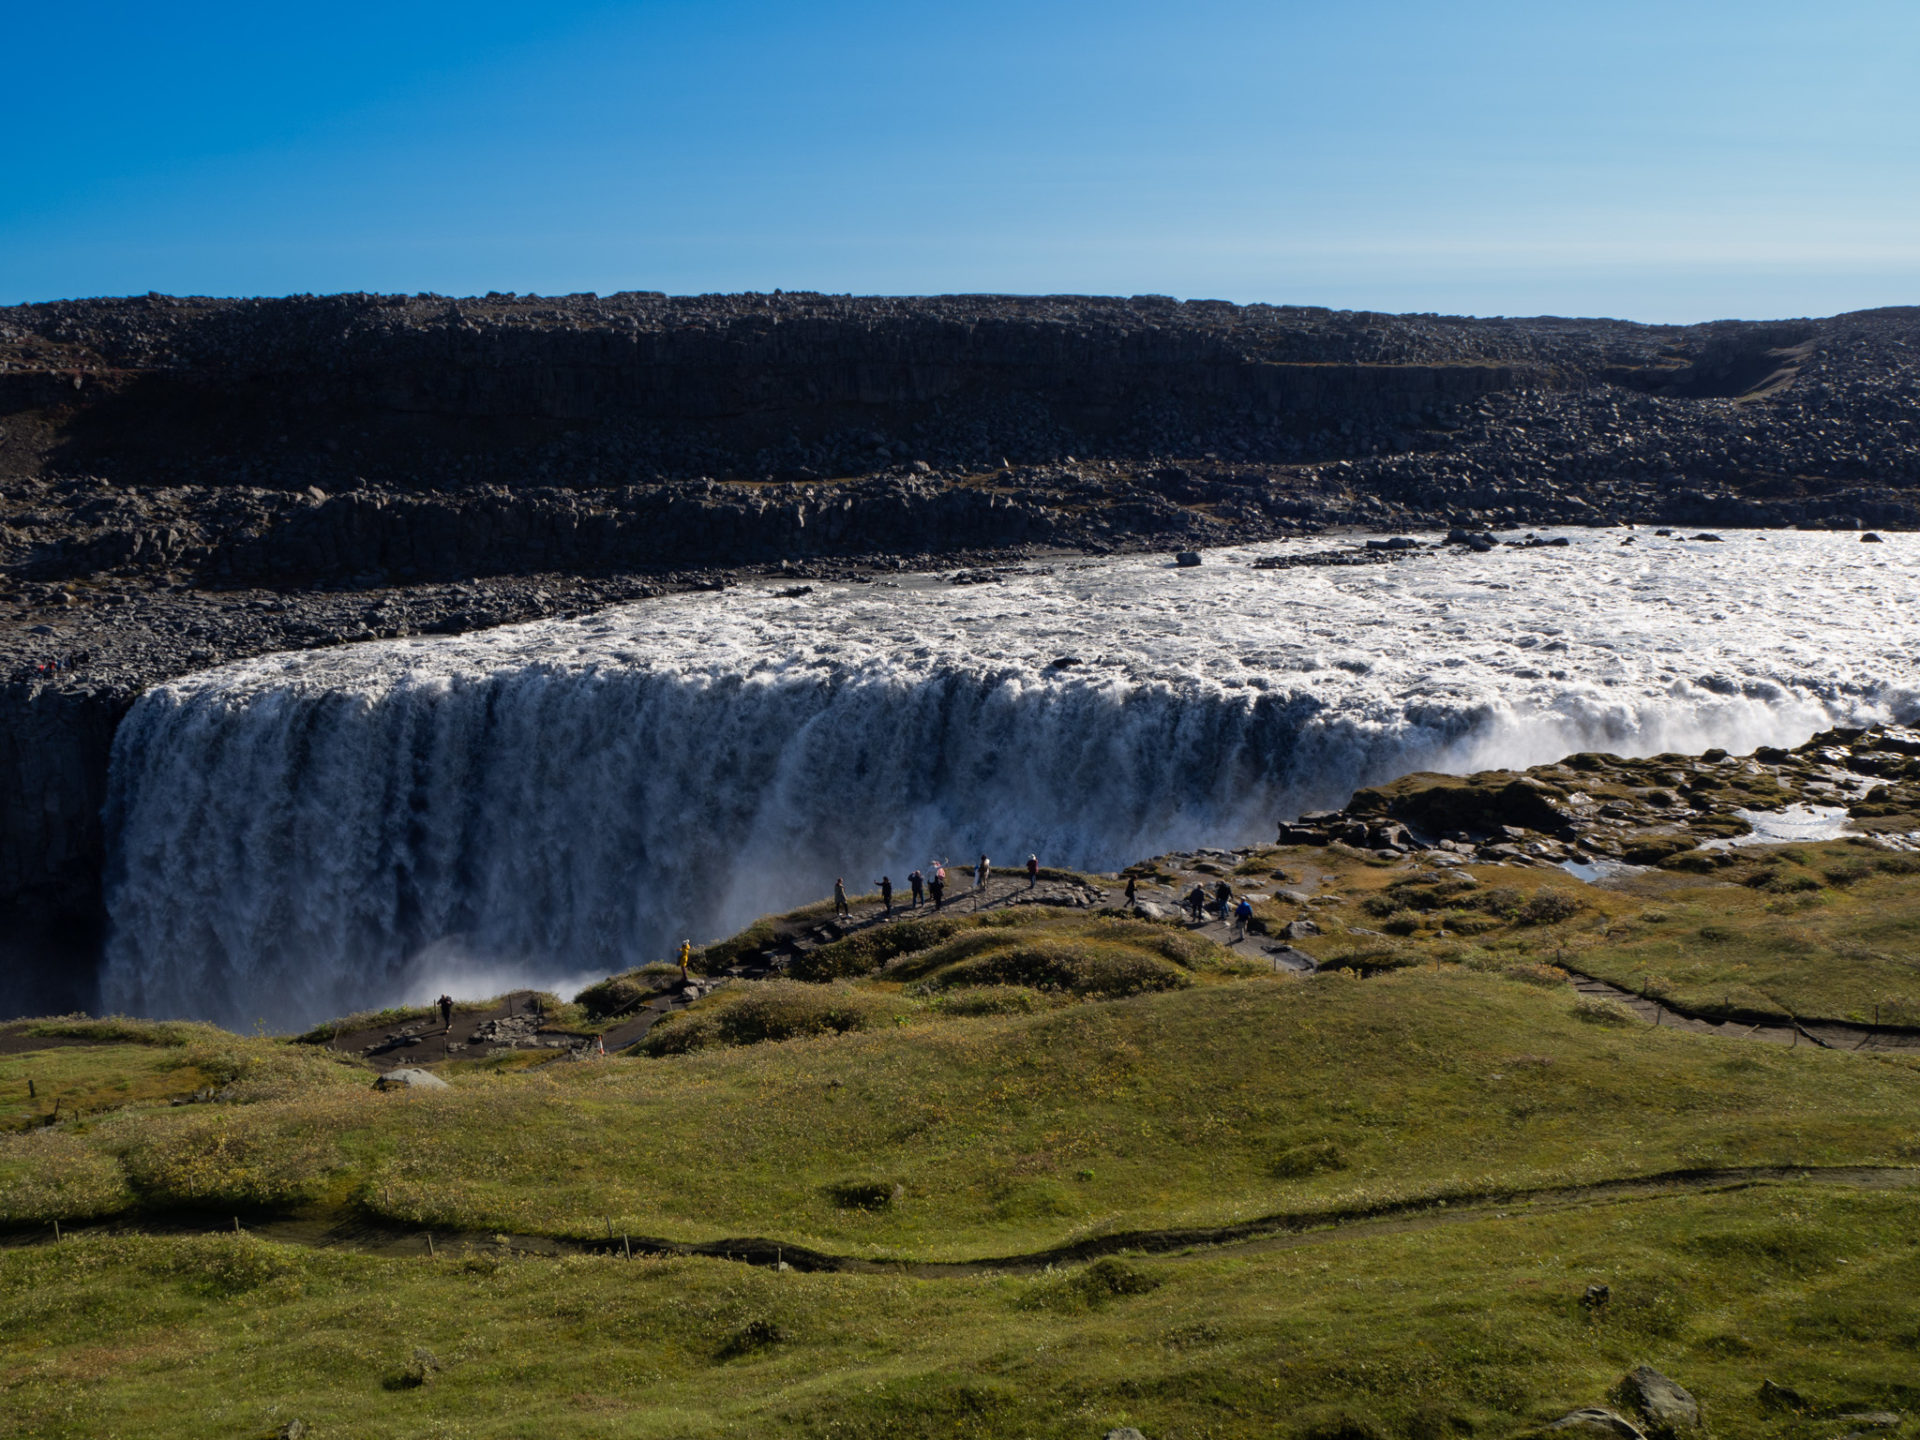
left=4, top=1, right=1916, bottom=319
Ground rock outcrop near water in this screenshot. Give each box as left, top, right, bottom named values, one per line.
left=4, top=292, right=1919, bottom=1015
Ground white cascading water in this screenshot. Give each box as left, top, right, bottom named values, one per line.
left=101, top=530, right=1920, bottom=1029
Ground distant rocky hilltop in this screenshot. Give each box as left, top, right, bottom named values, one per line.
left=2, top=294, right=1916, bottom=595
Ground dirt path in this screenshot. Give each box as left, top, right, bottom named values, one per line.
left=318, top=991, right=591, bottom=1065
left=1561, top=966, right=1920, bottom=1052
left=14, top=1165, right=1916, bottom=1273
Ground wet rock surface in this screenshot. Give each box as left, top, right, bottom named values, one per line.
left=1274, top=725, right=1920, bottom=870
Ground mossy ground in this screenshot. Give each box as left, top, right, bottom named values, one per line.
left=4, top=833, right=1920, bottom=1436
left=1230, top=836, right=1920, bottom=1026
left=4, top=1182, right=1917, bottom=1439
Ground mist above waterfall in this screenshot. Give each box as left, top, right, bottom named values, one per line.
left=101, top=531, right=1919, bottom=1030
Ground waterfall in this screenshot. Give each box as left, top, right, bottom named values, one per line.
left=100, top=532, right=1919, bottom=1029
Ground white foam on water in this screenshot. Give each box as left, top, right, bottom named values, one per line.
left=100, top=528, right=1920, bottom=1028
left=1703, top=802, right=1858, bottom=848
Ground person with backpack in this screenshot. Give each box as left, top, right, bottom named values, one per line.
left=1233, top=896, right=1254, bottom=940
left=834, top=878, right=850, bottom=918
left=1027, top=854, right=1039, bottom=888
left=877, top=876, right=894, bottom=915
left=930, top=870, right=945, bottom=908
left=909, top=869, right=924, bottom=907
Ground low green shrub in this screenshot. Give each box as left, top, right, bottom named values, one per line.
left=639, top=982, right=911, bottom=1056
left=824, top=1179, right=902, bottom=1210
left=1515, top=891, right=1582, bottom=925
left=926, top=986, right=1057, bottom=1016
left=1272, top=1139, right=1347, bottom=1178
left=920, top=940, right=1192, bottom=998
left=1502, top=962, right=1570, bottom=987
left=1572, top=996, right=1638, bottom=1027
left=15, top=1016, right=212, bottom=1048
left=574, top=970, right=670, bottom=1020
left=792, top=916, right=966, bottom=981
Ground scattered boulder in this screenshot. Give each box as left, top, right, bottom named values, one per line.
left=387, top=1347, right=443, bottom=1389
left=374, top=1067, right=450, bottom=1091
left=1862, top=531, right=1884, bottom=542
left=1582, top=1283, right=1611, bottom=1308
left=1104, top=1429, right=1148, bottom=1440
left=719, top=1317, right=788, bottom=1357
left=1174, top=551, right=1203, bottom=567
left=1617, top=1365, right=1700, bottom=1435
left=1545, top=1409, right=1647, bottom=1438
left=1756, top=1379, right=1807, bottom=1413
left=1349, top=771, right=1577, bottom=838
left=825, top=1179, right=904, bottom=1210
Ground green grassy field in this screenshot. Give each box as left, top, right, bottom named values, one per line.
left=1236, top=836, right=1920, bottom=1027
left=5, top=825, right=1920, bottom=1437
left=9, top=962, right=1920, bottom=1256
left=4, top=1180, right=1916, bottom=1439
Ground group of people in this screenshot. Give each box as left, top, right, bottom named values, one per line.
left=827, top=857, right=1254, bottom=939
left=1180, top=878, right=1256, bottom=937
left=835, top=852, right=1041, bottom=919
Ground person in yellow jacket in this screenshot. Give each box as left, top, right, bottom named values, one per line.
left=679, top=939, right=692, bottom=983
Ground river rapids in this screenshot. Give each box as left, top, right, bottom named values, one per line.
left=101, top=530, right=1920, bottom=1028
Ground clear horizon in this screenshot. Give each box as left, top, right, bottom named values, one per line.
left=5, top=1, right=1917, bottom=323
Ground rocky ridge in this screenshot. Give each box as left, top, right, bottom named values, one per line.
left=1274, top=725, right=1920, bottom=868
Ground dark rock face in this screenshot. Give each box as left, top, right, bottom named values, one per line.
left=3, top=294, right=1917, bottom=599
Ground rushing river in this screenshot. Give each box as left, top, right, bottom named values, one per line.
left=101, top=529, right=1920, bottom=1028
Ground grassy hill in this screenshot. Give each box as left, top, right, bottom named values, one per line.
left=5, top=807, right=1920, bottom=1437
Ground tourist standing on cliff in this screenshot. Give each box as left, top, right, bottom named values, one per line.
left=909, top=869, right=924, bottom=906
left=1125, top=876, right=1138, bottom=908
left=1234, top=896, right=1253, bottom=940
left=438, top=994, right=454, bottom=1032
left=877, top=876, right=894, bottom=915
left=976, top=854, right=990, bottom=891
left=930, top=869, right=945, bottom=908
left=1027, top=854, right=1039, bottom=888
left=834, top=878, right=850, bottom=918
left=1213, top=879, right=1233, bottom=920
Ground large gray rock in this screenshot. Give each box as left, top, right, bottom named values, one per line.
left=1619, top=1365, right=1700, bottom=1434
left=374, top=1067, right=450, bottom=1091
left=1546, top=1410, right=1647, bottom=1439
left=1104, top=1429, right=1148, bottom=1440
